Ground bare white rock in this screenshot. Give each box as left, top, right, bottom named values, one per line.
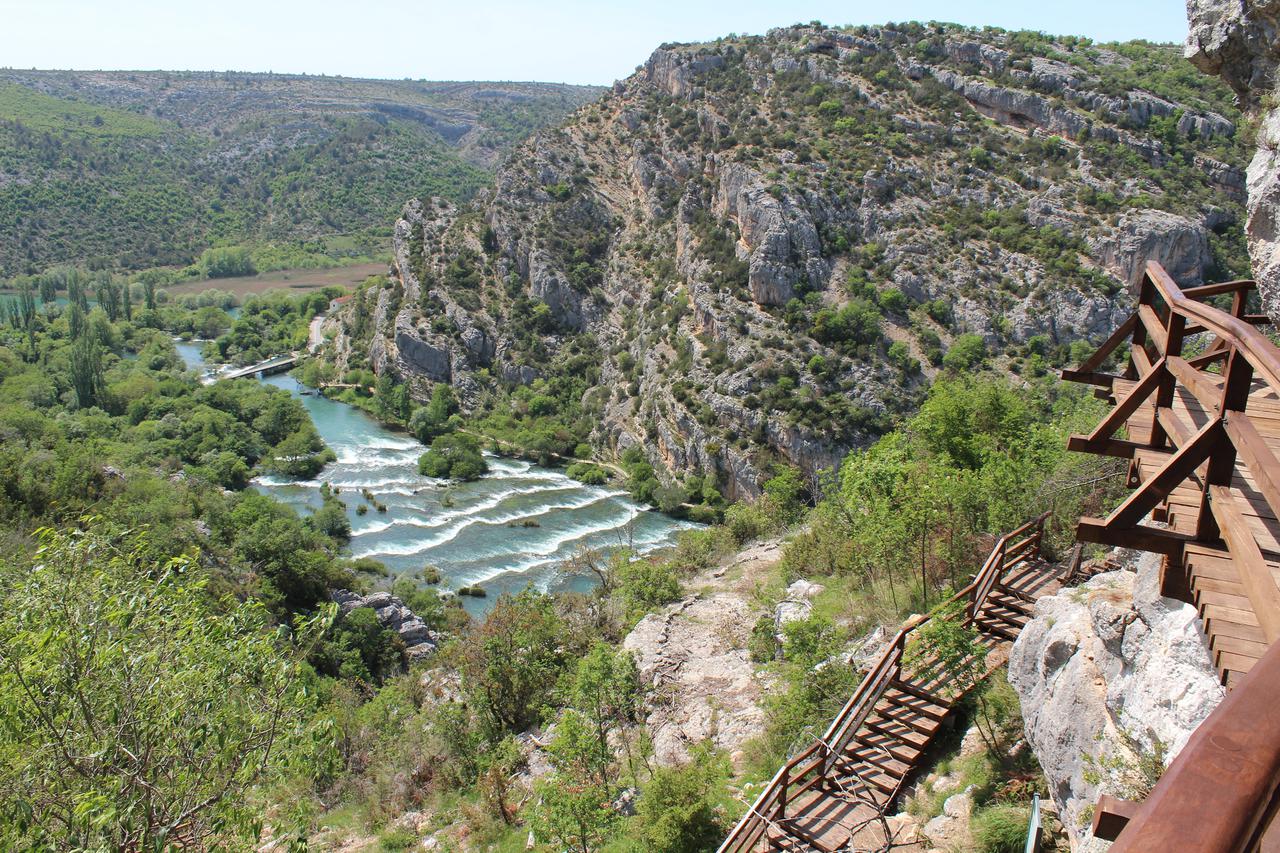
left=1008, top=551, right=1225, bottom=849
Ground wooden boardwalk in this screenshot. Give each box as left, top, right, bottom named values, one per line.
left=721, top=519, right=1061, bottom=852
left=1063, top=262, right=1280, bottom=847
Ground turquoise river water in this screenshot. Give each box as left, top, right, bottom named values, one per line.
left=175, top=341, right=694, bottom=611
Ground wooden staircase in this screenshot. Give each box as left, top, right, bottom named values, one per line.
left=1059, top=263, right=1280, bottom=849
left=720, top=517, right=1060, bottom=853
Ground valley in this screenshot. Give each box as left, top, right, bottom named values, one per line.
left=0, top=6, right=1271, bottom=853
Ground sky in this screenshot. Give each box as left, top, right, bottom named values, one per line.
left=0, top=0, right=1190, bottom=86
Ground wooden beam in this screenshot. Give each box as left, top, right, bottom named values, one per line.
left=1188, top=343, right=1229, bottom=370
left=1086, top=357, right=1166, bottom=444
left=1208, top=484, right=1280, bottom=644
left=1131, top=342, right=1154, bottom=378
left=1076, top=517, right=1194, bottom=556
left=1092, top=795, right=1143, bottom=842
left=1166, top=355, right=1224, bottom=410
left=1103, top=418, right=1222, bottom=528
left=1138, top=304, right=1169, bottom=354
left=1155, top=406, right=1194, bottom=448
left=1066, top=436, right=1148, bottom=459
left=1060, top=368, right=1120, bottom=388
left=1224, top=413, right=1280, bottom=524
left=1181, top=279, right=1256, bottom=299
left=1073, top=313, right=1138, bottom=374
left=1108, top=639, right=1280, bottom=853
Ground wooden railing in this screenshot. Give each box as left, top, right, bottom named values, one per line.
left=1063, top=262, right=1280, bottom=643
left=1064, top=262, right=1280, bottom=848
left=718, top=514, right=1048, bottom=853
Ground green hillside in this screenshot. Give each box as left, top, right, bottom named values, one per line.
left=0, top=71, right=602, bottom=276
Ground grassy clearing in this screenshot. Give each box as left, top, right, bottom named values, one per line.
left=0, top=81, right=171, bottom=137
left=162, top=262, right=386, bottom=299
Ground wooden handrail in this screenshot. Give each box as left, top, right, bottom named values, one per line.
left=718, top=516, right=1048, bottom=852
left=1144, top=263, right=1280, bottom=393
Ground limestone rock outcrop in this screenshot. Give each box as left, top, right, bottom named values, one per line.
left=332, top=589, right=443, bottom=660
left=1090, top=209, right=1213, bottom=289
left=622, top=592, right=768, bottom=767
left=334, top=23, right=1246, bottom=498
left=1008, top=551, right=1225, bottom=848
left=1188, top=0, right=1280, bottom=320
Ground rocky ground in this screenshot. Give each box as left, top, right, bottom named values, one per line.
left=622, top=537, right=783, bottom=768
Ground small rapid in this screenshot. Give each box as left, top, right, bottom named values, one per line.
left=175, top=341, right=695, bottom=613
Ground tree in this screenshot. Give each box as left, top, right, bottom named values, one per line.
left=0, top=523, right=326, bottom=850
left=68, top=331, right=105, bottom=409
left=418, top=432, right=488, bottom=481
left=533, top=710, right=619, bottom=853
left=564, top=643, right=640, bottom=793
left=457, top=590, right=566, bottom=736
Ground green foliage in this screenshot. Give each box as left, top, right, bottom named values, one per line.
left=615, top=557, right=681, bottom=619
left=198, top=245, right=256, bottom=278
left=409, top=384, right=459, bottom=444
left=628, top=743, right=730, bottom=852
left=781, top=375, right=1120, bottom=613
left=0, top=75, right=595, bottom=276
left=567, top=461, right=609, bottom=485
left=763, top=466, right=808, bottom=526
left=418, top=432, right=488, bottom=481
left=455, top=589, right=568, bottom=737
left=943, top=333, right=988, bottom=372
left=811, top=299, right=882, bottom=356
left=0, top=523, right=326, bottom=849
left=972, top=803, right=1031, bottom=853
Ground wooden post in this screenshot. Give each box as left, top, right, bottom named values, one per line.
left=1197, top=347, right=1253, bottom=542
left=1149, top=309, right=1185, bottom=449
left=775, top=766, right=789, bottom=823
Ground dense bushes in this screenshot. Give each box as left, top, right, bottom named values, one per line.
left=418, top=432, right=488, bottom=481
left=0, top=523, right=325, bottom=850
left=781, top=374, right=1121, bottom=612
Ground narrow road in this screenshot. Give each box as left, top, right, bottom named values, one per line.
left=308, top=312, right=327, bottom=352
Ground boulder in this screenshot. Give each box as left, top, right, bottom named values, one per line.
left=1008, top=551, right=1224, bottom=849
left=330, top=588, right=443, bottom=659
left=1187, top=0, right=1280, bottom=321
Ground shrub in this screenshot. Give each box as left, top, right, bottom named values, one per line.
left=418, top=432, right=488, bottom=481
left=630, top=743, right=730, bottom=852
left=566, top=461, right=609, bottom=485
left=723, top=500, right=772, bottom=544
left=972, top=803, right=1031, bottom=853
left=942, top=333, right=987, bottom=372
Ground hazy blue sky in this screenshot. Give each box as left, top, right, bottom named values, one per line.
left=0, top=0, right=1189, bottom=86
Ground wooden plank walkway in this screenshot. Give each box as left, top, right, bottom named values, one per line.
left=1111, top=375, right=1280, bottom=686
left=1063, top=263, right=1280, bottom=848
left=742, top=558, right=1059, bottom=850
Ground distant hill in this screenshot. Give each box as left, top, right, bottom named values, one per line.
left=0, top=70, right=603, bottom=276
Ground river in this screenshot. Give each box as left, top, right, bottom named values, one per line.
left=174, top=341, right=694, bottom=613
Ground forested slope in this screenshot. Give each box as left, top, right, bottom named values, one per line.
left=0, top=71, right=602, bottom=275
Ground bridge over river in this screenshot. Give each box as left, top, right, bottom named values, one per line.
left=217, top=353, right=298, bottom=382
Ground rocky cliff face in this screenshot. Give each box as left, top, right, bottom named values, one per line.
left=1187, top=0, right=1280, bottom=321
left=333, top=23, right=1247, bottom=498
left=1009, top=551, right=1225, bottom=850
